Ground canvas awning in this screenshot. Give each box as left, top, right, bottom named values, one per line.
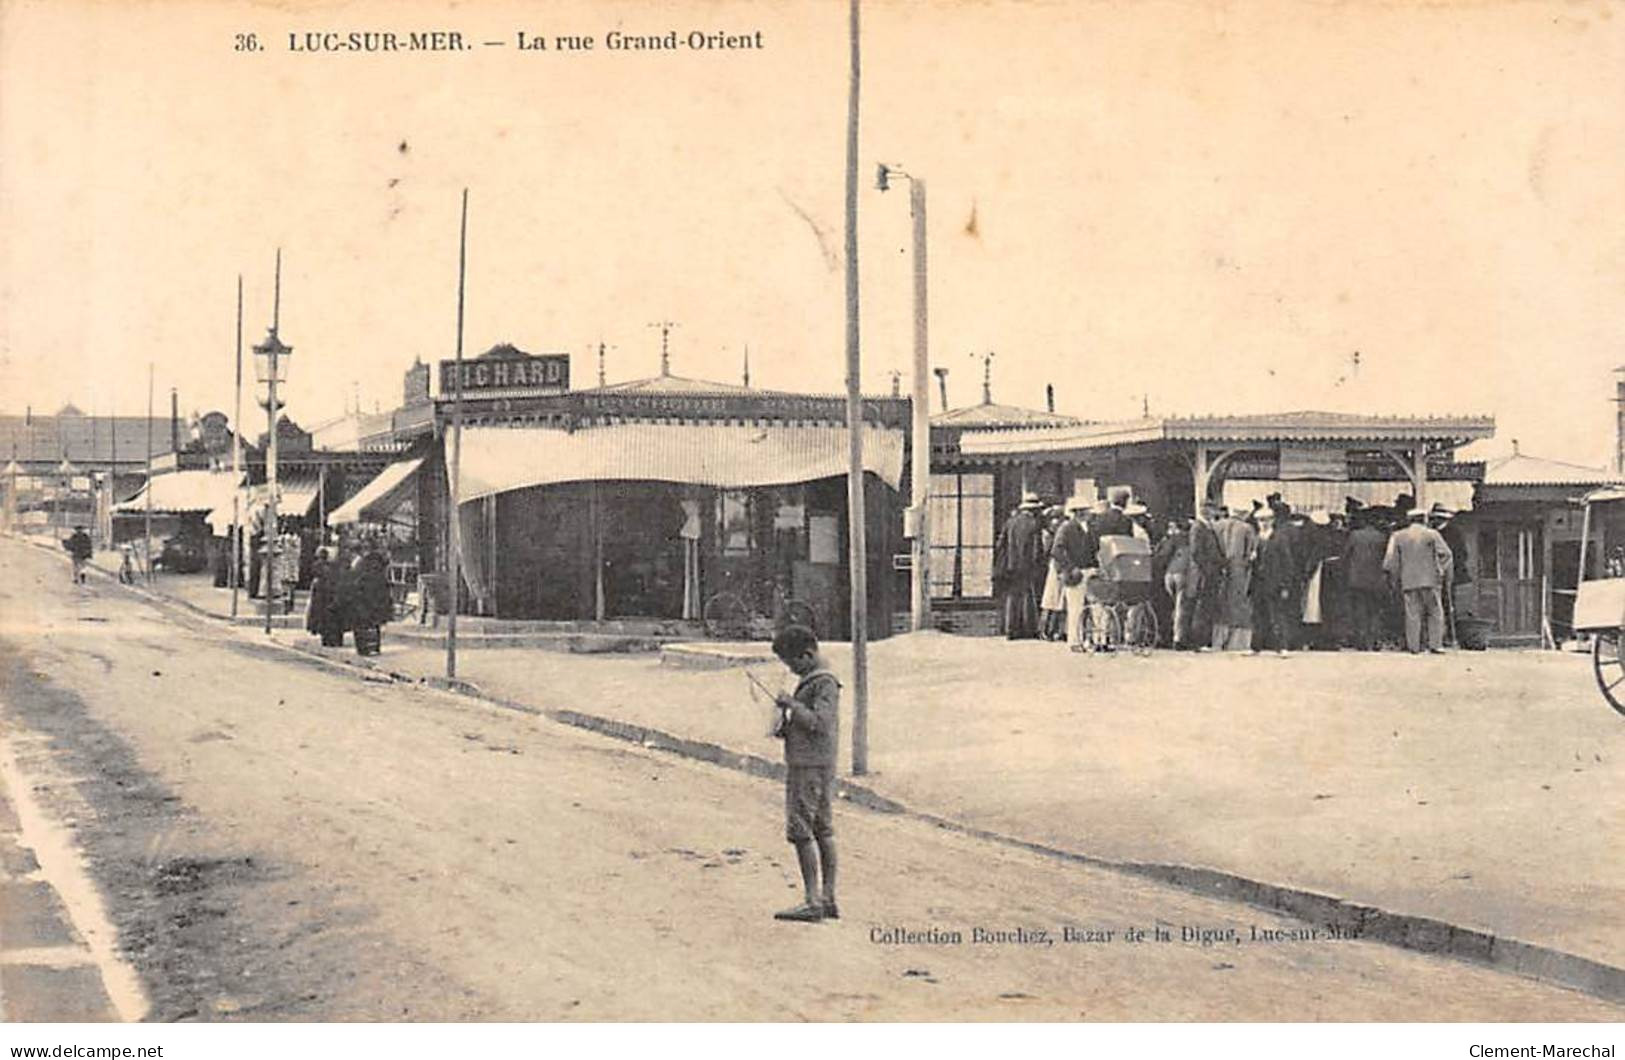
left=250, top=473, right=322, bottom=518
left=453, top=422, right=904, bottom=504
left=116, top=470, right=243, bottom=516
left=328, top=458, right=423, bottom=526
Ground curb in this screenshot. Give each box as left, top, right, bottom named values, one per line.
left=32, top=536, right=1624, bottom=1006
left=659, top=644, right=777, bottom=670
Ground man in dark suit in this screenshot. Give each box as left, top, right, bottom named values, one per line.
left=1189, top=500, right=1225, bottom=649
left=994, top=492, right=1047, bottom=640
left=1269, top=498, right=1309, bottom=649
left=1250, top=507, right=1300, bottom=654
left=1089, top=487, right=1134, bottom=540
left=1345, top=512, right=1390, bottom=650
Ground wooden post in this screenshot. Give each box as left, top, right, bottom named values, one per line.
left=230, top=275, right=243, bottom=618
left=1193, top=445, right=1209, bottom=516
left=447, top=189, right=468, bottom=679
left=1413, top=442, right=1429, bottom=511
left=843, top=0, right=870, bottom=776
left=592, top=483, right=606, bottom=621
left=907, top=176, right=931, bottom=633
left=144, top=365, right=153, bottom=583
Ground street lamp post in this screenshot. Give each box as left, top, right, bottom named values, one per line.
left=253, top=306, right=292, bottom=635
left=877, top=162, right=931, bottom=632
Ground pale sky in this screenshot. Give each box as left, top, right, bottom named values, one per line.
left=2, top=0, right=1622, bottom=465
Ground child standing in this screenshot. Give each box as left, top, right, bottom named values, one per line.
left=769, top=625, right=839, bottom=923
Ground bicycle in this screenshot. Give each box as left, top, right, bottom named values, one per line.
left=703, top=588, right=818, bottom=641
left=1078, top=577, right=1159, bottom=655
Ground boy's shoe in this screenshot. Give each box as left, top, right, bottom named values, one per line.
left=821, top=899, right=839, bottom=920
left=774, top=902, right=824, bottom=922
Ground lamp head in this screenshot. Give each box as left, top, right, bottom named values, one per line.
left=875, top=163, right=891, bottom=193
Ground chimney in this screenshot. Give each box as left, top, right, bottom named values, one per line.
left=933, top=367, right=949, bottom=412
left=170, top=388, right=179, bottom=452
left=1046, top=384, right=1055, bottom=414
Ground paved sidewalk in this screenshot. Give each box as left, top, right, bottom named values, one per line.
left=267, top=628, right=1625, bottom=981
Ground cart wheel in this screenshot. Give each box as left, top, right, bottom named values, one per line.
left=1079, top=605, right=1122, bottom=653
left=703, top=591, right=751, bottom=641
left=1124, top=602, right=1158, bottom=655
left=1593, top=630, right=1625, bottom=718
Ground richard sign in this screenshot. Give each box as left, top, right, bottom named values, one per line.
left=440, top=345, right=570, bottom=396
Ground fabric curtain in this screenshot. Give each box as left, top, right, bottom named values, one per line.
left=456, top=500, right=491, bottom=612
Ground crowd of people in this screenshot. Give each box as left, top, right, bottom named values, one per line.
left=209, top=522, right=395, bottom=655
left=304, top=537, right=394, bottom=656
left=995, top=486, right=1471, bottom=655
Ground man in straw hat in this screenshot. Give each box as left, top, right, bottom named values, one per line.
left=994, top=491, right=1047, bottom=640
left=1383, top=507, right=1454, bottom=654
left=1051, top=490, right=1100, bottom=652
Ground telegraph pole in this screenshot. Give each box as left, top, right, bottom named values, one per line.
left=230, top=275, right=244, bottom=618
left=876, top=162, right=932, bottom=633
left=446, top=189, right=469, bottom=680
left=843, top=0, right=870, bottom=776
left=144, top=365, right=154, bottom=583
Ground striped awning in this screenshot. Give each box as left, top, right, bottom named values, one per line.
left=329, top=458, right=423, bottom=526
left=116, top=470, right=243, bottom=516
left=454, top=422, right=904, bottom=504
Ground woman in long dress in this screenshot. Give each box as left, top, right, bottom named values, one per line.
left=348, top=547, right=392, bottom=657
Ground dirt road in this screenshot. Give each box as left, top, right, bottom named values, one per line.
left=0, top=537, right=1615, bottom=1020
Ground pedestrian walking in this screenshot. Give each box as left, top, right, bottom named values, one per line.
left=1211, top=506, right=1257, bottom=651
left=61, top=525, right=92, bottom=584
left=993, top=492, right=1047, bottom=640
left=768, top=625, right=840, bottom=923
left=1383, top=507, right=1453, bottom=654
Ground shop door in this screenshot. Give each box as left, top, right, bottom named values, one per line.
left=601, top=484, right=686, bottom=618
left=1475, top=523, right=1542, bottom=636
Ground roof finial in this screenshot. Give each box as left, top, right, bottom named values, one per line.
left=648, top=320, right=678, bottom=376
left=973, top=350, right=995, bottom=405
left=598, top=340, right=607, bottom=388
left=743, top=344, right=751, bottom=389
left=888, top=370, right=902, bottom=398
left=1142, top=393, right=1150, bottom=418
left=1512, top=437, right=1520, bottom=456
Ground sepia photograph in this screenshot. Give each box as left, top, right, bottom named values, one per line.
left=0, top=0, right=1622, bottom=1043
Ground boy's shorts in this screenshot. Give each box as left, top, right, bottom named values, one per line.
left=784, top=764, right=834, bottom=843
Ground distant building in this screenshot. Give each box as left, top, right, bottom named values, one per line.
left=1460, top=446, right=1623, bottom=645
